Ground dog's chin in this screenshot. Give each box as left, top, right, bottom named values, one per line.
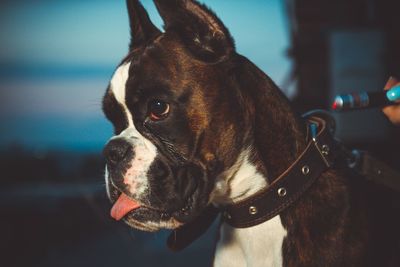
left=122, top=213, right=183, bottom=232
left=116, top=199, right=210, bottom=232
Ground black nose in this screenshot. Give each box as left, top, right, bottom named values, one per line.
left=103, top=139, right=132, bottom=167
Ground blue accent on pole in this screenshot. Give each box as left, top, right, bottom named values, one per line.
left=386, top=85, right=400, bottom=102
left=309, top=123, right=318, bottom=140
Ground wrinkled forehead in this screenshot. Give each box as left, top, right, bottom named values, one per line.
left=119, top=41, right=195, bottom=90
left=105, top=38, right=184, bottom=127
left=104, top=34, right=212, bottom=134
left=109, top=42, right=167, bottom=98
left=125, top=36, right=188, bottom=82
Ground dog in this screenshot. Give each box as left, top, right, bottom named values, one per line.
left=102, top=1, right=400, bottom=266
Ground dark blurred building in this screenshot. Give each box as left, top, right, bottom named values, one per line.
left=286, top=0, right=400, bottom=110
left=285, top=0, right=400, bottom=166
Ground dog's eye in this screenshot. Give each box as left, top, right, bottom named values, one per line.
left=148, top=100, right=170, bottom=121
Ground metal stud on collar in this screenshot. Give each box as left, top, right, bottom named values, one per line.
left=249, top=206, right=258, bottom=215
left=302, top=165, right=310, bottom=175
left=277, top=187, right=287, bottom=197
left=321, top=144, right=330, bottom=156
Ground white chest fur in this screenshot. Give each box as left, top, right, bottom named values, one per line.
left=211, top=149, right=287, bottom=267
left=214, top=215, right=287, bottom=267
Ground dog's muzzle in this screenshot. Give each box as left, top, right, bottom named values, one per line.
left=102, top=133, right=210, bottom=230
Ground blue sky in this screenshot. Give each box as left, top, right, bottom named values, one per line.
left=0, top=0, right=289, bottom=68
left=0, top=0, right=291, bottom=151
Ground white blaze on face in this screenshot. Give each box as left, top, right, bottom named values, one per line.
left=106, top=62, right=158, bottom=199
left=109, top=62, right=134, bottom=127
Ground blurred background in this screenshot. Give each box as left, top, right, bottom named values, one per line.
left=0, top=0, right=399, bottom=266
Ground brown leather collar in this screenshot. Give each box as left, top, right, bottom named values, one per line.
left=168, top=113, right=337, bottom=250
left=222, top=115, right=337, bottom=228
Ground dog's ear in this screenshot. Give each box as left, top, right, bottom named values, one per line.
left=154, top=0, right=235, bottom=62
left=126, top=0, right=161, bottom=50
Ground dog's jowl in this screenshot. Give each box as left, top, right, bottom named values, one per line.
left=102, top=1, right=400, bottom=266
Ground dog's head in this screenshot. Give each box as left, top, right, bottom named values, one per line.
left=102, top=0, right=266, bottom=232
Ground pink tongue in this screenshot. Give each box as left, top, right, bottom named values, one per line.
left=110, top=193, right=141, bottom=221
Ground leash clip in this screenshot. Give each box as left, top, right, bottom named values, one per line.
left=310, top=122, right=332, bottom=168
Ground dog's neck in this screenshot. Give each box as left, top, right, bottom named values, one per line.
left=212, top=140, right=299, bottom=267
left=212, top=56, right=308, bottom=267
left=212, top=55, right=307, bottom=205
left=248, top=69, right=307, bottom=183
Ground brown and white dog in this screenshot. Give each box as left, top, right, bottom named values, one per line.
left=102, top=1, right=400, bottom=266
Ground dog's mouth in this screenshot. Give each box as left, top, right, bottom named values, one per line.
left=106, top=157, right=212, bottom=232
left=110, top=192, right=141, bottom=221
left=108, top=184, right=195, bottom=231
left=110, top=192, right=193, bottom=220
